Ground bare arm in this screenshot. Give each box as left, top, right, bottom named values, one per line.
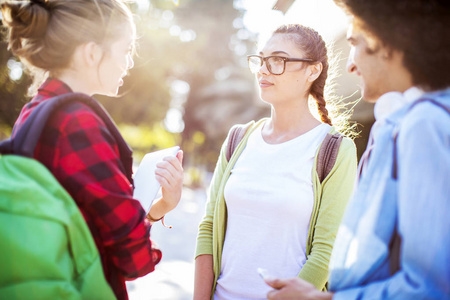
left=266, top=278, right=333, bottom=300
left=194, top=254, right=214, bottom=300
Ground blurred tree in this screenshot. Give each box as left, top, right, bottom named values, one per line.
left=0, top=0, right=268, bottom=172
left=0, top=39, right=31, bottom=137
left=104, top=0, right=269, bottom=170
left=150, top=0, right=269, bottom=170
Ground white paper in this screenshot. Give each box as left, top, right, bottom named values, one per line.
left=133, top=146, right=180, bottom=213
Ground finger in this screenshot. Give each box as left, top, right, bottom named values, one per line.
left=156, top=175, right=182, bottom=195
left=267, top=289, right=277, bottom=300
left=265, top=278, right=286, bottom=289
left=155, top=158, right=182, bottom=178
left=160, top=154, right=183, bottom=172
left=155, top=166, right=174, bottom=181
left=155, top=164, right=183, bottom=185
left=155, top=173, right=169, bottom=186
left=156, top=175, right=178, bottom=193
left=176, top=149, right=184, bottom=164
left=155, top=165, right=181, bottom=185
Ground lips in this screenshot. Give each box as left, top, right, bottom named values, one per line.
left=259, top=79, right=273, bottom=88
left=119, top=73, right=128, bottom=86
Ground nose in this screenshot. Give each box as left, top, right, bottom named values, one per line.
left=127, top=55, right=134, bottom=70
left=258, top=59, right=270, bottom=75
left=346, top=49, right=356, bottom=74
left=346, top=58, right=357, bottom=74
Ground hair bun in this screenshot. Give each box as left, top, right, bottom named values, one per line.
left=30, top=0, right=48, bottom=9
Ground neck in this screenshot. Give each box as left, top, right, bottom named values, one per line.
left=263, top=100, right=321, bottom=144
left=56, top=72, right=95, bottom=96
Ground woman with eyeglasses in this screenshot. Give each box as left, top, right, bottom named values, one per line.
left=194, top=24, right=358, bottom=299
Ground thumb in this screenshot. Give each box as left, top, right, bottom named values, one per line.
left=265, top=278, right=286, bottom=290
left=176, top=149, right=184, bottom=164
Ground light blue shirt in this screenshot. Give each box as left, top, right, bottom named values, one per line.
left=328, top=88, right=450, bottom=299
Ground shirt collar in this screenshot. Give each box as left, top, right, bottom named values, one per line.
left=34, top=77, right=73, bottom=101
left=374, top=87, right=424, bottom=121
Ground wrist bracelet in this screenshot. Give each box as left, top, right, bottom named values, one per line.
left=147, top=213, right=164, bottom=222
left=147, top=214, right=173, bottom=229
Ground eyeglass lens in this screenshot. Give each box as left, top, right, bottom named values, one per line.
left=248, top=56, right=285, bottom=75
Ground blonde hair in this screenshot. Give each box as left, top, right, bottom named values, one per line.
left=272, top=24, right=358, bottom=138
left=1, top=0, right=135, bottom=92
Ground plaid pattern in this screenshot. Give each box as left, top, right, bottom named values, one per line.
left=13, top=78, right=162, bottom=300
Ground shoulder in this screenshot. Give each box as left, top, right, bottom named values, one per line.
left=52, top=97, right=107, bottom=131
left=34, top=95, right=113, bottom=147
left=223, top=119, right=264, bottom=153
left=326, top=133, right=357, bottom=170
left=226, top=119, right=263, bottom=137
left=398, top=97, right=450, bottom=143
left=405, top=98, right=450, bottom=125
left=326, top=128, right=357, bottom=155
left=339, top=136, right=357, bottom=153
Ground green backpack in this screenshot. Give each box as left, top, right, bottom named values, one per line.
left=0, top=93, right=131, bottom=299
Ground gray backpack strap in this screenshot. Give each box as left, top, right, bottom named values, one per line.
left=226, top=126, right=344, bottom=182
left=225, top=122, right=253, bottom=162
left=316, top=132, right=343, bottom=183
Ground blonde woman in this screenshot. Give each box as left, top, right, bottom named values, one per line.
left=1, top=1, right=183, bottom=299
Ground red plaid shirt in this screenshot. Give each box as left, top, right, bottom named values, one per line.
left=13, top=78, right=162, bottom=300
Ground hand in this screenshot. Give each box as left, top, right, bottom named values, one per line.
left=266, top=278, right=332, bottom=300
left=154, top=150, right=184, bottom=213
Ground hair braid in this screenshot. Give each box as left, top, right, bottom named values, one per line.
left=312, top=87, right=332, bottom=125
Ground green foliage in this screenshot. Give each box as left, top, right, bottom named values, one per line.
left=184, top=165, right=207, bottom=189
left=0, top=41, right=31, bottom=128
left=0, top=0, right=257, bottom=172
left=119, top=122, right=181, bottom=163
left=0, top=124, right=11, bottom=140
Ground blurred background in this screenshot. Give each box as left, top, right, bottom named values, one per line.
left=0, top=0, right=375, bottom=180
left=0, top=0, right=376, bottom=299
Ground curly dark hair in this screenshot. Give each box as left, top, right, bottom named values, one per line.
left=334, top=0, right=450, bottom=91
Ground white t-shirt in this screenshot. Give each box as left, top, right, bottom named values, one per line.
left=214, top=121, right=331, bottom=300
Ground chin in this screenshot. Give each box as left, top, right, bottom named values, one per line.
left=107, top=87, right=120, bottom=97
left=259, top=91, right=275, bottom=104
left=361, top=89, right=380, bottom=103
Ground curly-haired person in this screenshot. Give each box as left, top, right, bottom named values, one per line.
left=265, top=1, right=450, bottom=299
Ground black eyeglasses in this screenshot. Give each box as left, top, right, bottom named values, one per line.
left=247, top=55, right=314, bottom=75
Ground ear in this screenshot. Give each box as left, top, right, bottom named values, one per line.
left=76, top=42, right=103, bottom=68
left=380, top=46, right=394, bottom=59
left=307, top=62, right=323, bottom=82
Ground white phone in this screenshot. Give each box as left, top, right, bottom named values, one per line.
left=133, top=146, right=180, bottom=213
left=257, top=267, right=272, bottom=281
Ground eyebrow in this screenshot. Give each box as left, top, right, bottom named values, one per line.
left=259, top=50, right=290, bottom=56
